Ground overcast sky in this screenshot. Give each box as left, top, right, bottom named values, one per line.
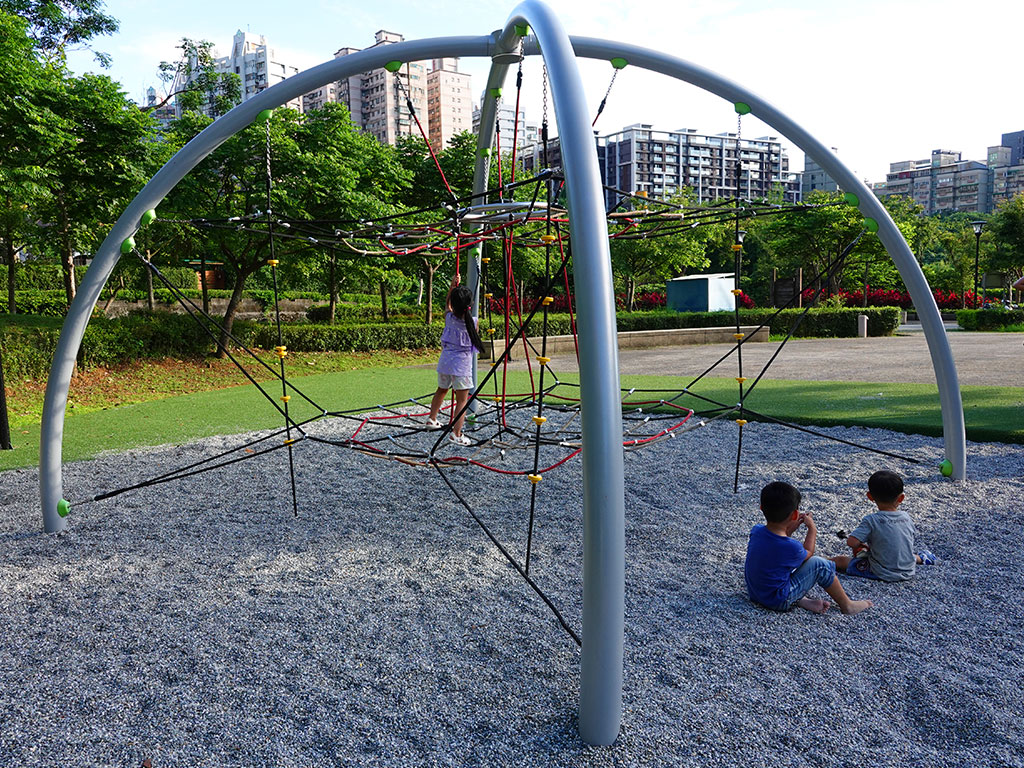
left=66, top=0, right=1020, bottom=185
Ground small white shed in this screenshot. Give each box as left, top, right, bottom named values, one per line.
left=666, top=273, right=736, bottom=312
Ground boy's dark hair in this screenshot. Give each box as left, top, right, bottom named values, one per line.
left=868, top=470, right=904, bottom=503
left=760, top=481, right=801, bottom=523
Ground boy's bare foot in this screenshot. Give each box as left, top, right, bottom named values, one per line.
left=795, top=597, right=830, bottom=614
left=840, top=599, right=872, bottom=615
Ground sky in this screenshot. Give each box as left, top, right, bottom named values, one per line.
left=66, top=0, right=1021, bottom=185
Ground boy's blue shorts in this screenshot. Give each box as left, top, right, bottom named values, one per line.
left=845, top=555, right=880, bottom=580
left=781, top=556, right=837, bottom=609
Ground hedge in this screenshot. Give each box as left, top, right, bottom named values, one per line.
left=956, top=307, right=1024, bottom=330
left=1, top=306, right=900, bottom=383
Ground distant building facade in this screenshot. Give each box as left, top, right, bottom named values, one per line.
left=426, top=58, right=472, bottom=152
left=801, top=149, right=839, bottom=196
left=472, top=96, right=539, bottom=157
left=521, top=123, right=797, bottom=207
left=144, top=86, right=177, bottom=126
left=872, top=134, right=1024, bottom=214
left=309, top=32, right=471, bottom=149
left=170, top=30, right=303, bottom=118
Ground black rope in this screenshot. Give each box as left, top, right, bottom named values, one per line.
left=432, top=462, right=581, bottom=646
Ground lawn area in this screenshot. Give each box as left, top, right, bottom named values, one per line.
left=2, top=361, right=1022, bottom=471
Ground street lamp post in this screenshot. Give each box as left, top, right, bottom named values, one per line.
left=971, top=220, right=985, bottom=308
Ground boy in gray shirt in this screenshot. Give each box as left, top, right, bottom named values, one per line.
left=831, top=470, right=934, bottom=582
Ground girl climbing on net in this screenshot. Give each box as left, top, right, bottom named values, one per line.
left=428, top=274, right=486, bottom=445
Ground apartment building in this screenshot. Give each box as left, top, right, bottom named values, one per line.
left=426, top=58, right=472, bottom=152
left=472, top=96, right=539, bottom=157
left=873, top=133, right=1024, bottom=214
left=801, top=150, right=839, bottom=196
left=217, top=30, right=302, bottom=112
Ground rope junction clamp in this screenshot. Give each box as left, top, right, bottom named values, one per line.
left=281, top=395, right=291, bottom=403
left=267, top=259, right=279, bottom=267
left=735, top=377, right=747, bottom=383
left=733, top=333, right=745, bottom=340
left=731, top=289, right=743, bottom=296
left=735, top=419, right=748, bottom=426
left=541, top=234, right=558, bottom=243
left=532, top=416, right=547, bottom=426
left=275, top=346, right=288, bottom=358
left=537, top=356, right=551, bottom=365
left=528, top=474, right=542, bottom=484
left=541, top=296, right=554, bottom=306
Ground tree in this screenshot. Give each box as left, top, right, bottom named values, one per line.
left=34, top=72, right=155, bottom=304
left=987, top=193, right=1024, bottom=287
left=160, top=104, right=411, bottom=353
left=609, top=192, right=715, bottom=310
left=0, top=0, right=118, bottom=66
left=0, top=9, right=64, bottom=311
left=148, top=38, right=241, bottom=118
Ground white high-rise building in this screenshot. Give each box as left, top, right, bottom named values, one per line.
left=472, top=96, right=538, bottom=157
left=172, top=30, right=303, bottom=117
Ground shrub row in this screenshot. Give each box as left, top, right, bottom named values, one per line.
left=956, top=307, right=1024, bottom=330
left=1, top=312, right=218, bottom=380
left=2, top=306, right=900, bottom=383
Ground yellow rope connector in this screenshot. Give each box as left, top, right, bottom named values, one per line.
left=275, top=345, right=288, bottom=358
left=731, top=244, right=743, bottom=251
left=537, top=356, right=550, bottom=365
left=731, top=289, right=743, bottom=296
left=735, top=377, right=747, bottom=383
left=487, top=327, right=496, bottom=335
left=528, top=474, right=542, bottom=484
left=281, top=395, right=291, bottom=403
left=484, top=293, right=493, bottom=299
left=283, top=438, right=297, bottom=445
left=481, top=257, right=491, bottom=264
left=733, top=333, right=745, bottom=340
left=735, top=419, right=748, bottom=426
left=541, top=296, right=554, bottom=306
left=532, top=415, right=547, bottom=426
left=267, top=259, right=280, bottom=266
left=540, top=234, right=557, bottom=243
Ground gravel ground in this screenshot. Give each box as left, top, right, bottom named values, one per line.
left=1, top=414, right=1022, bottom=767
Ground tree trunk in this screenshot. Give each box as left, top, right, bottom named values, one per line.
left=862, top=259, right=869, bottom=308
left=216, top=275, right=249, bottom=359
left=416, top=277, right=423, bottom=306
left=145, top=251, right=155, bottom=311
left=57, top=195, right=77, bottom=306
left=4, top=225, right=16, bottom=314
left=626, top=278, right=636, bottom=312
left=379, top=279, right=389, bottom=323
left=200, top=251, right=210, bottom=315
left=328, top=250, right=337, bottom=324
left=0, top=339, right=12, bottom=450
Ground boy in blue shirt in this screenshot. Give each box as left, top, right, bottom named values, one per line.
left=745, top=481, right=872, bottom=615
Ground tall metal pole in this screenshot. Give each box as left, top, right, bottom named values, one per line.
left=503, top=1, right=625, bottom=745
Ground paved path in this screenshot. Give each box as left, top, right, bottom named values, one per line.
left=502, top=331, right=1024, bottom=387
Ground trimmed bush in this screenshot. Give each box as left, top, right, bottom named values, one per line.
left=245, top=322, right=442, bottom=352
left=956, top=307, right=1024, bottom=330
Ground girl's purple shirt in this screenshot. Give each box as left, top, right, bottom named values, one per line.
left=437, top=311, right=476, bottom=378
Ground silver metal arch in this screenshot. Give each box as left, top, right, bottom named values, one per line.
left=38, top=0, right=966, bottom=748
left=558, top=37, right=967, bottom=482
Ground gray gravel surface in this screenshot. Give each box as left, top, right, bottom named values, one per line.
left=1, top=416, right=1022, bottom=767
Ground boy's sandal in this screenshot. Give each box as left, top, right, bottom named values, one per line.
left=449, top=433, right=472, bottom=446
left=917, top=550, right=937, bottom=566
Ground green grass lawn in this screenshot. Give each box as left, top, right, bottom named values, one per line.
left=3, top=366, right=1021, bottom=471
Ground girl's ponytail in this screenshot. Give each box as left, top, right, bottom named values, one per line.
left=462, top=306, right=486, bottom=353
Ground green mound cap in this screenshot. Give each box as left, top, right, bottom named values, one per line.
left=384, top=60, right=403, bottom=73
left=864, top=217, right=879, bottom=233
left=489, top=87, right=502, bottom=98
left=120, top=236, right=136, bottom=254
left=843, top=192, right=859, bottom=207
left=141, top=209, right=157, bottom=227
left=939, top=459, right=953, bottom=477
left=256, top=109, right=274, bottom=121
left=514, top=23, right=529, bottom=36
left=610, top=57, right=628, bottom=70
left=57, top=499, right=71, bottom=518
left=734, top=102, right=751, bottom=115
